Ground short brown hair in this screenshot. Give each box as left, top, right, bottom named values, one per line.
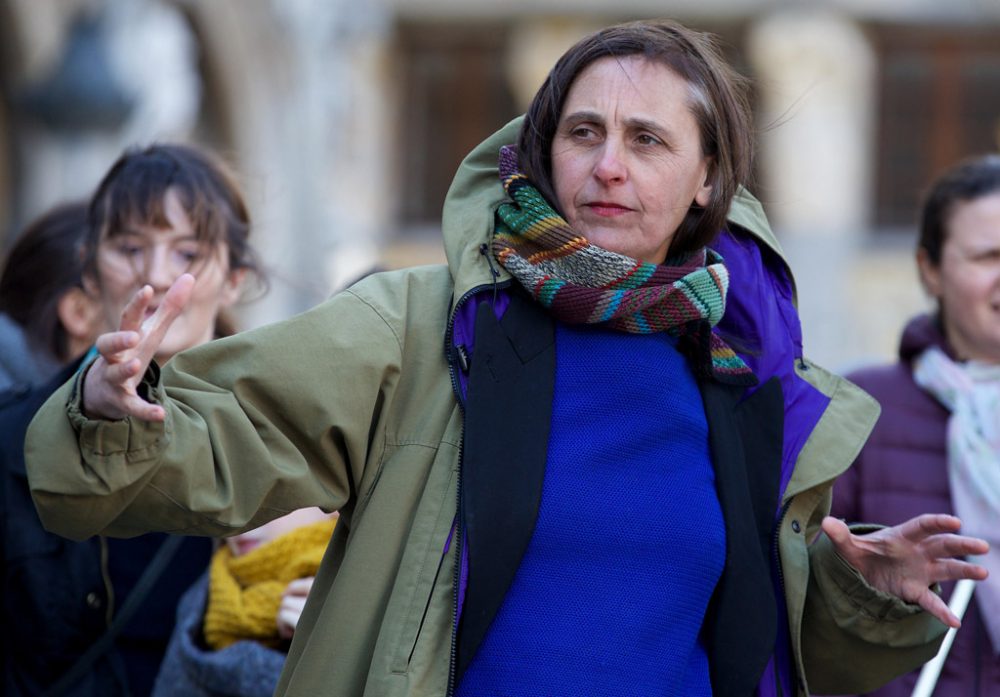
left=519, top=19, right=754, bottom=258
left=919, top=154, right=1000, bottom=265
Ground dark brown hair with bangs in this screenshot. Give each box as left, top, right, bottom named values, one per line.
left=519, top=19, right=754, bottom=259
left=85, top=143, right=260, bottom=284
left=0, top=202, right=89, bottom=361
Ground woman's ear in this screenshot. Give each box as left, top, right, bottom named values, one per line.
left=221, top=267, right=249, bottom=308
left=57, top=287, right=104, bottom=358
left=694, top=159, right=715, bottom=208
left=916, top=247, right=942, bottom=299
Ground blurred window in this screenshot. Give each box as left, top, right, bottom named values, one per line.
left=396, top=22, right=518, bottom=228
left=394, top=19, right=753, bottom=231
left=873, top=24, right=1000, bottom=227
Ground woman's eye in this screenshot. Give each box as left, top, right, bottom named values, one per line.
left=636, top=133, right=662, bottom=146
left=176, top=247, right=204, bottom=265
left=116, top=243, right=144, bottom=257
left=569, top=126, right=597, bottom=139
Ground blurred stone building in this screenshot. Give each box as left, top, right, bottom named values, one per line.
left=1, top=0, right=999, bottom=370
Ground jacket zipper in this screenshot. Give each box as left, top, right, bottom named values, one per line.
left=772, top=497, right=793, bottom=697
left=443, top=282, right=496, bottom=696
left=445, top=436, right=464, bottom=697
left=443, top=259, right=513, bottom=693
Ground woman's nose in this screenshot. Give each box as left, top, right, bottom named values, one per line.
left=592, top=142, right=627, bottom=184
left=144, top=245, right=178, bottom=290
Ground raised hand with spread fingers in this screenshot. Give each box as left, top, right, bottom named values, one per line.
left=83, top=274, right=195, bottom=422
left=822, top=513, right=989, bottom=628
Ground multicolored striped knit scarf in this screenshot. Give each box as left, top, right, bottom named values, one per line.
left=491, top=145, right=754, bottom=384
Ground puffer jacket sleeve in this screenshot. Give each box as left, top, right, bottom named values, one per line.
left=24, top=286, right=402, bottom=541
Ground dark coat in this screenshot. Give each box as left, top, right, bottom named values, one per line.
left=831, top=315, right=1000, bottom=697
left=1, top=361, right=212, bottom=697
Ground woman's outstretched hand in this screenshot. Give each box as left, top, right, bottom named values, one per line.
left=82, top=274, right=195, bottom=422
left=822, top=514, right=989, bottom=628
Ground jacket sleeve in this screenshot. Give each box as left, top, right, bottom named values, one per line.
left=828, top=368, right=879, bottom=525
left=800, top=519, right=946, bottom=695
left=24, top=287, right=402, bottom=541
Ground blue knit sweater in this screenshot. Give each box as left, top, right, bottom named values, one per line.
left=457, top=323, right=725, bottom=697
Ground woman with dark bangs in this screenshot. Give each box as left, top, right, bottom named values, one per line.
left=5, top=143, right=263, bottom=697
left=0, top=203, right=100, bottom=391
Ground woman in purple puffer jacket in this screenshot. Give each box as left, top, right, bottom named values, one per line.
left=833, top=154, right=1000, bottom=697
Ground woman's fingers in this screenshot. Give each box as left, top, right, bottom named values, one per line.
left=101, top=357, right=145, bottom=385
left=277, top=589, right=311, bottom=639
left=923, top=533, right=990, bottom=560
left=900, top=513, right=963, bottom=540
left=913, top=587, right=961, bottom=628
left=136, top=274, right=195, bottom=362
left=120, top=394, right=166, bottom=422
left=82, top=275, right=194, bottom=422
left=931, top=558, right=990, bottom=584
left=283, top=577, right=314, bottom=598
left=95, top=331, right=141, bottom=360
left=821, top=516, right=858, bottom=559
left=120, top=285, right=154, bottom=333
left=276, top=576, right=315, bottom=639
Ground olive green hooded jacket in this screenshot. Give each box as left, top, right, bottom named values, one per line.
left=25, top=118, right=944, bottom=696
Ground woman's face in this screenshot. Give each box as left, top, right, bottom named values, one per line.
left=551, top=55, right=713, bottom=265
left=226, top=507, right=335, bottom=557
left=92, top=188, right=244, bottom=362
left=919, top=191, right=1000, bottom=363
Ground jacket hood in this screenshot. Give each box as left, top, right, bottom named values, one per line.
left=440, top=116, right=878, bottom=499
left=439, top=115, right=796, bottom=308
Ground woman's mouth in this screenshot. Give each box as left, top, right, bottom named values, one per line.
left=585, top=202, right=632, bottom=217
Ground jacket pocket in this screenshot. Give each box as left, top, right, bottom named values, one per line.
left=389, top=464, right=458, bottom=674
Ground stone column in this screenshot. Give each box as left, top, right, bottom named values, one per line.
left=189, top=0, right=391, bottom=328
left=746, top=10, right=886, bottom=370
left=4, top=0, right=200, bottom=233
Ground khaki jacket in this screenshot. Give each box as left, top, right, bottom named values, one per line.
left=25, top=118, right=944, bottom=696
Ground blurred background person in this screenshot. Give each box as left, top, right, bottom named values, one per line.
left=1, top=201, right=109, bottom=696
left=152, top=508, right=337, bottom=697
left=0, top=202, right=102, bottom=391
left=2, top=142, right=263, bottom=696
left=832, top=153, right=1000, bottom=697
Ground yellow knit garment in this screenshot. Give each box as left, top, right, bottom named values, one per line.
left=204, top=517, right=337, bottom=650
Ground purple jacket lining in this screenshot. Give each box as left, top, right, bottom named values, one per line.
left=451, top=292, right=510, bottom=400
left=446, top=229, right=831, bottom=696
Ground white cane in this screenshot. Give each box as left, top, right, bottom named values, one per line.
left=910, top=578, right=976, bottom=697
